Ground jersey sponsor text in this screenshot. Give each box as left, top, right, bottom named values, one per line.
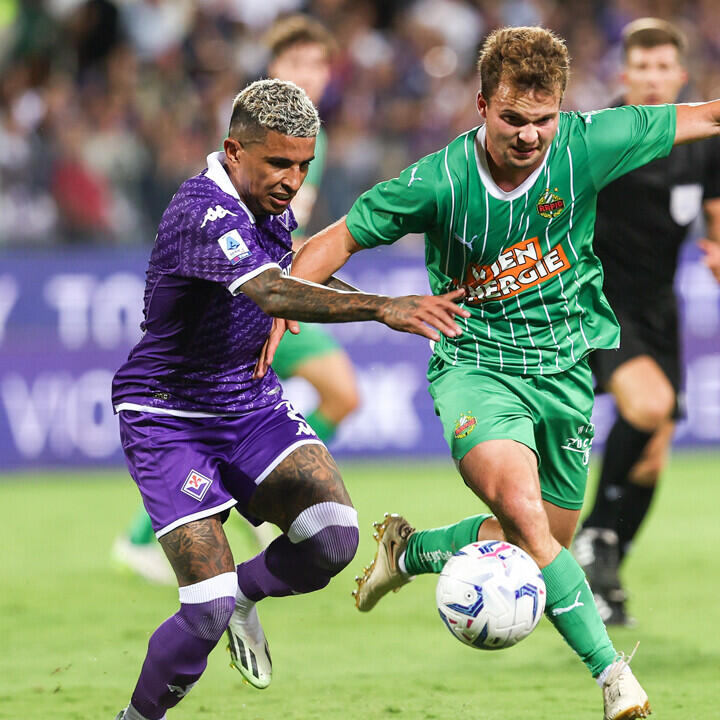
left=454, top=237, right=571, bottom=302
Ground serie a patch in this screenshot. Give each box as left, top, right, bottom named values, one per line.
left=218, top=229, right=251, bottom=264
left=181, top=470, right=213, bottom=501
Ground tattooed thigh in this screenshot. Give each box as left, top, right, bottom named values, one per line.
left=159, top=515, right=235, bottom=587
left=248, top=443, right=352, bottom=532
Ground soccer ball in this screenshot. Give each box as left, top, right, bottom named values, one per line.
left=436, top=540, right=546, bottom=650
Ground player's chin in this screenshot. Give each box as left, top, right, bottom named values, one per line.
left=508, top=148, right=540, bottom=166
left=265, top=194, right=293, bottom=214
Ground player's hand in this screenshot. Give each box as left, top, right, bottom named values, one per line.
left=377, top=288, right=470, bottom=341
left=698, top=238, right=720, bottom=283
left=253, top=318, right=300, bottom=379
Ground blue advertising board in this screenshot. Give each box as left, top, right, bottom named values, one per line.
left=0, top=243, right=718, bottom=469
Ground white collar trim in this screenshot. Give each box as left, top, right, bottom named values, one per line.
left=474, top=125, right=549, bottom=201
left=205, top=151, right=256, bottom=224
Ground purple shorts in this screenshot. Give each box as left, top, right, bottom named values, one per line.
left=118, top=399, right=323, bottom=538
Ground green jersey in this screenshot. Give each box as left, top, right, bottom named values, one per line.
left=346, top=105, right=676, bottom=375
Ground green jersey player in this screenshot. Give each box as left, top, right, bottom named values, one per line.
left=276, top=26, right=720, bottom=720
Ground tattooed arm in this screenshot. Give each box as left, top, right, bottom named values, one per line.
left=241, top=268, right=467, bottom=340
left=325, top=275, right=359, bottom=292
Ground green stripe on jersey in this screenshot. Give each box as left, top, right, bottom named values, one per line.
left=346, top=104, right=676, bottom=375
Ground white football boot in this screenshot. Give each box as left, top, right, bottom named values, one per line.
left=226, top=602, right=272, bottom=689
left=602, top=644, right=651, bottom=719
left=352, top=513, right=415, bottom=612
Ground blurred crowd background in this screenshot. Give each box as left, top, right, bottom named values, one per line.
left=1, top=0, right=719, bottom=247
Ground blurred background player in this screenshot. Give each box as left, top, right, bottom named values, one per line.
left=573, top=18, right=720, bottom=625
left=112, top=14, right=359, bottom=577
left=265, top=15, right=360, bottom=455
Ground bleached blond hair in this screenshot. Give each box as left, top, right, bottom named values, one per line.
left=228, top=79, right=320, bottom=141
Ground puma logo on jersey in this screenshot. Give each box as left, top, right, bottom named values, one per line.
left=408, top=166, right=423, bottom=186
left=201, top=204, right=238, bottom=228
left=454, top=232, right=474, bottom=249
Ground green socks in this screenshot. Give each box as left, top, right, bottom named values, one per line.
left=127, top=505, right=156, bottom=545
left=402, top=515, right=617, bottom=678
left=542, top=548, right=617, bottom=677
left=306, top=409, right=338, bottom=444
left=403, top=515, right=492, bottom=574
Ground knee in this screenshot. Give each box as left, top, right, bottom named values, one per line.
left=494, top=494, right=554, bottom=561
left=312, top=523, right=359, bottom=574
left=321, top=384, right=361, bottom=423
left=176, top=572, right=238, bottom=642
left=622, top=391, right=675, bottom=432
left=289, top=502, right=359, bottom=575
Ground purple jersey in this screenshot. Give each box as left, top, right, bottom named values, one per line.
left=112, top=152, right=296, bottom=415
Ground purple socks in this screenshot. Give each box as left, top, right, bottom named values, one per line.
left=128, top=573, right=237, bottom=720
left=238, top=502, right=359, bottom=600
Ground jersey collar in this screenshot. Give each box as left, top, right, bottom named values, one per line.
left=205, top=151, right=256, bottom=224
left=474, top=125, right=550, bottom=201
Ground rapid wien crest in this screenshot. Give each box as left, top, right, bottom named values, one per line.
left=452, top=236, right=570, bottom=302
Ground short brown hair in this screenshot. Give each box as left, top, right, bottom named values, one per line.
left=264, top=14, right=336, bottom=61
left=622, top=18, right=687, bottom=59
left=478, top=26, right=569, bottom=101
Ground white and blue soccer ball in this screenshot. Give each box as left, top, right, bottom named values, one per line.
left=436, top=540, right=546, bottom=650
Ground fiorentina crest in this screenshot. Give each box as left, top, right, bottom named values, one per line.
left=181, top=470, right=213, bottom=501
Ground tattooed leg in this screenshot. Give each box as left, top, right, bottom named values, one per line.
left=248, top=443, right=351, bottom=530
left=126, top=515, right=238, bottom=719
left=237, top=444, right=359, bottom=600
left=159, top=515, right=235, bottom=585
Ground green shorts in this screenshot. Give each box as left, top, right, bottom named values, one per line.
left=272, top=323, right=342, bottom=380
left=428, top=355, right=595, bottom=510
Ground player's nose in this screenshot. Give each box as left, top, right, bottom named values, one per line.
left=283, top=166, right=304, bottom=192
left=518, top=124, right=538, bottom=145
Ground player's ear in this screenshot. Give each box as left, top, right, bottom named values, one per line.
left=224, top=137, right=244, bottom=165
left=477, top=92, right=488, bottom=120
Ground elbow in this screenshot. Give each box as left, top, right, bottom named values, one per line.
left=244, top=274, right=286, bottom=316
left=255, top=288, right=285, bottom=317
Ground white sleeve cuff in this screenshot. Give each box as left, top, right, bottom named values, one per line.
left=227, top=263, right=281, bottom=295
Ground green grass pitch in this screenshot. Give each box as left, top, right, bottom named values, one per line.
left=2, top=452, right=720, bottom=719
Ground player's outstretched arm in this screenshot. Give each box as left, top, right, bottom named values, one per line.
left=292, top=217, right=359, bottom=284
left=674, top=100, right=720, bottom=145
left=241, top=267, right=469, bottom=340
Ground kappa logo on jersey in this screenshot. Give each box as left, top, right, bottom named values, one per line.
left=536, top=188, right=565, bottom=218
left=218, top=229, right=251, bottom=264
left=201, top=204, right=238, bottom=228
left=454, top=412, right=477, bottom=439
left=453, top=236, right=571, bottom=303
left=181, top=470, right=213, bottom=501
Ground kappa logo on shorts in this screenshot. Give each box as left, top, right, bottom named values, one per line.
left=454, top=412, right=477, bottom=439
left=218, top=229, right=251, bottom=264
left=181, top=470, right=213, bottom=501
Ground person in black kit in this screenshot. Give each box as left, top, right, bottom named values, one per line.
left=573, top=18, right=720, bottom=625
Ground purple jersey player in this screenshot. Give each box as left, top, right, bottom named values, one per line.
left=112, top=79, right=468, bottom=720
